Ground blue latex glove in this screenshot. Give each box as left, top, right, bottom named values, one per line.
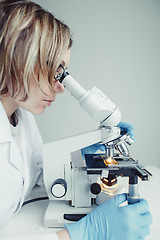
left=81, top=122, right=134, bottom=159
left=81, top=143, right=105, bottom=159
left=117, top=121, right=134, bottom=140
left=65, top=194, right=152, bottom=240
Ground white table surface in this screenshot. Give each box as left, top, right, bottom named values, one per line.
left=1, top=165, right=160, bottom=239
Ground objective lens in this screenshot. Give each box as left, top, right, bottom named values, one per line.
left=115, top=142, right=129, bottom=157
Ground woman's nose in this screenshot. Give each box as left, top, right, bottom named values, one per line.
left=53, top=80, right=65, bottom=93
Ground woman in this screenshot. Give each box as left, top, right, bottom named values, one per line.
left=0, top=0, right=152, bottom=239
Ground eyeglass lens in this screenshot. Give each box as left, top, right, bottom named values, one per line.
left=54, top=64, right=65, bottom=81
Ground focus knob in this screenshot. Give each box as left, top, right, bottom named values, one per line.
left=90, top=183, right=101, bottom=195
left=51, top=178, right=67, bottom=198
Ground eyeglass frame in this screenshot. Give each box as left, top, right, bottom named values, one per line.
left=54, top=64, right=66, bottom=81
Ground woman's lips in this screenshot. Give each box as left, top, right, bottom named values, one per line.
left=43, top=98, right=55, bottom=106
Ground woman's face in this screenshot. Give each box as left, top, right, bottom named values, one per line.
left=14, top=49, right=71, bottom=114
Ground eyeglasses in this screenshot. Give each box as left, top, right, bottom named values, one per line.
left=54, top=64, right=65, bottom=81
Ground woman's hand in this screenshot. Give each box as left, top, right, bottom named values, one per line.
left=65, top=194, right=152, bottom=240
left=57, top=229, right=70, bottom=240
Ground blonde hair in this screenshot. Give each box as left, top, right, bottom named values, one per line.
left=0, top=0, right=72, bottom=100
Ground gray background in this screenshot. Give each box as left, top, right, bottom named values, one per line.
left=34, top=0, right=160, bottom=167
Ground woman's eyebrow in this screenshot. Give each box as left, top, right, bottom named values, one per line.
left=61, top=60, right=68, bottom=69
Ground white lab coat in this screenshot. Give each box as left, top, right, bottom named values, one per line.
left=0, top=102, right=59, bottom=240
left=0, top=101, right=43, bottom=228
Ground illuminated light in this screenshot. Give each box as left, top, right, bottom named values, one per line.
left=100, top=182, right=118, bottom=196
left=101, top=176, right=117, bottom=187
left=103, top=156, right=118, bottom=166
left=93, top=155, right=118, bottom=166
left=101, top=182, right=118, bottom=190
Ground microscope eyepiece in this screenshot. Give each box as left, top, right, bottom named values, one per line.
left=59, top=71, right=69, bottom=83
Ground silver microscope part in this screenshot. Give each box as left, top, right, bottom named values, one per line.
left=105, top=134, right=134, bottom=157
left=127, top=184, right=140, bottom=204
left=115, top=141, right=130, bottom=157
left=105, top=143, right=114, bottom=158
left=125, top=135, right=134, bottom=145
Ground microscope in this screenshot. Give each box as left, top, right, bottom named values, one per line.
left=43, top=72, right=152, bottom=227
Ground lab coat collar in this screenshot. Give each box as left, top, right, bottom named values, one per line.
left=0, top=101, right=30, bottom=143
left=0, top=101, right=12, bottom=143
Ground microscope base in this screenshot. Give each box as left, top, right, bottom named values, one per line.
left=44, top=200, right=94, bottom=228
